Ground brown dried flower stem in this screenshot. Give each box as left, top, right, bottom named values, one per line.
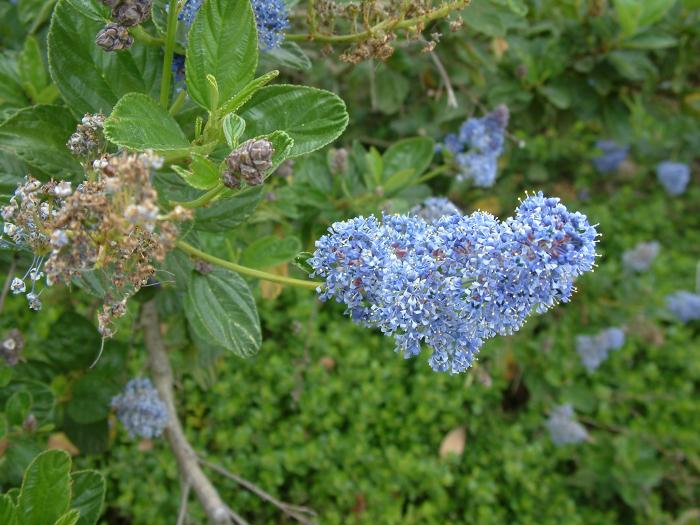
left=176, top=240, right=321, bottom=290
left=286, top=0, right=470, bottom=44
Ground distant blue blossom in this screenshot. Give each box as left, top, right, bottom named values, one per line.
left=546, top=404, right=588, bottom=446
left=172, top=53, right=186, bottom=90
left=622, top=241, right=660, bottom=273
left=111, top=378, right=169, bottom=439
left=576, top=327, right=625, bottom=372
left=410, top=197, right=461, bottom=224
left=593, top=140, right=628, bottom=174
left=310, top=193, right=598, bottom=373
left=441, top=106, right=509, bottom=188
left=176, top=0, right=288, bottom=50
left=656, top=161, right=690, bottom=196
left=666, top=291, right=700, bottom=323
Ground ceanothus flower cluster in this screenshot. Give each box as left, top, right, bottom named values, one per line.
left=576, top=327, right=625, bottom=372
left=592, top=140, right=628, bottom=174
left=111, top=378, right=169, bottom=439
left=410, top=197, right=461, bottom=224
left=177, top=0, right=288, bottom=50
left=310, top=193, right=598, bottom=373
left=546, top=404, right=588, bottom=446
left=622, top=241, right=660, bottom=273
left=656, top=161, right=690, bottom=196
left=441, top=106, right=509, bottom=188
left=665, top=291, right=700, bottom=323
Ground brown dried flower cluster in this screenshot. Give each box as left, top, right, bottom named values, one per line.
left=95, top=0, right=152, bottom=52
left=67, top=113, right=106, bottom=158
left=42, top=153, right=191, bottom=336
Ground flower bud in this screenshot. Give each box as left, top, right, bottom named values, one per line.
left=113, top=0, right=152, bottom=27
left=223, top=138, right=275, bottom=188
left=95, top=23, right=133, bottom=52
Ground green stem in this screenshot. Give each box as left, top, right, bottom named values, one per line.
left=169, top=88, right=187, bottom=116
left=416, top=165, right=450, bottom=184
left=286, top=0, right=470, bottom=44
left=171, top=182, right=225, bottom=209
left=160, top=0, right=180, bottom=110
left=176, top=240, right=321, bottom=290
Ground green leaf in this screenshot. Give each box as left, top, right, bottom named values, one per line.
left=43, top=312, right=101, bottom=372
left=621, top=31, right=678, bottom=49
left=194, top=186, right=264, bottom=232
left=0, top=366, right=13, bottom=387
left=174, top=154, right=220, bottom=190
left=48, top=0, right=162, bottom=115
left=0, top=52, right=30, bottom=109
left=185, top=269, right=261, bottom=358
left=293, top=252, right=314, bottom=275
left=365, top=147, right=383, bottom=188
left=62, top=417, right=109, bottom=456
left=240, top=85, right=348, bottom=158
left=374, top=65, right=410, bottom=115
left=258, top=41, right=312, bottom=72
left=538, top=84, right=571, bottom=109
left=0, top=494, right=17, bottom=525
left=18, top=36, right=50, bottom=103
left=6, top=391, right=32, bottom=427
left=382, top=137, right=434, bottom=182
left=17, top=450, right=71, bottom=525
left=53, top=510, right=80, bottom=525
left=222, top=113, right=246, bottom=148
left=608, top=50, right=658, bottom=81
left=0, top=105, right=82, bottom=180
left=185, top=0, right=258, bottom=110
left=104, top=93, right=191, bottom=154
left=70, top=471, right=105, bottom=525
left=66, top=373, right=119, bottom=424
left=0, top=381, right=54, bottom=425
left=240, top=236, right=302, bottom=269
left=382, top=168, right=418, bottom=196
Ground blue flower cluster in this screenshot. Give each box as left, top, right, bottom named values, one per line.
left=410, top=197, right=461, bottom=224
left=441, top=106, right=509, bottom=188
left=666, top=291, right=700, bottom=323
left=592, top=140, right=628, bottom=174
left=310, top=193, right=598, bottom=373
left=172, top=53, right=186, bottom=90
left=622, top=241, right=660, bottom=273
left=177, top=0, right=288, bottom=50
left=111, top=378, right=169, bottom=439
left=656, top=161, right=691, bottom=196
left=546, top=404, right=588, bottom=446
left=576, top=327, right=625, bottom=372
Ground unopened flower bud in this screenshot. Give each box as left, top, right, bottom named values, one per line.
left=112, top=0, right=152, bottom=26
left=224, top=138, right=274, bottom=188
left=95, top=23, right=133, bottom=52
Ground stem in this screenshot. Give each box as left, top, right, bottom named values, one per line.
left=141, top=300, right=232, bottom=524
left=131, top=25, right=164, bottom=46
left=416, top=164, right=450, bottom=184
left=286, top=0, right=470, bottom=44
left=0, top=255, right=17, bottom=316
left=169, top=88, right=188, bottom=116
left=171, top=182, right=225, bottom=209
left=160, top=0, right=180, bottom=110
left=176, top=240, right=321, bottom=291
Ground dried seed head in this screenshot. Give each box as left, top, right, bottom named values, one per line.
left=95, top=23, right=133, bottom=52
left=1, top=329, right=24, bottom=366
left=224, top=138, right=275, bottom=187
left=112, top=0, right=152, bottom=26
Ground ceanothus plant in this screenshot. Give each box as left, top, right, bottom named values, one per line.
left=0, top=0, right=601, bottom=522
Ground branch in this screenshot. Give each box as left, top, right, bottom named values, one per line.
left=0, top=254, right=17, bottom=317
left=141, top=300, right=233, bottom=524
left=429, top=50, right=458, bottom=108
left=176, top=482, right=190, bottom=525
left=200, top=459, right=316, bottom=525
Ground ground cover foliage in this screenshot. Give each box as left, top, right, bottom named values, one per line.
left=0, top=0, right=699, bottom=523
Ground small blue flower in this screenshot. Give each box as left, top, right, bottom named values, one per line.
left=666, top=291, right=700, bottom=323
left=576, top=327, right=625, bottom=372
left=410, top=197, right=461, bottom=224
left=656, top=161, right=690, bottom=196
left=546, top=404, right=588, bottom=446
left=111, top=378, right=169, bottom=439
left=592, top=140, right=628, bottom=174
left=177, top=0, right=203, bottom=28
left=622, top=241, right=660, bottom=273
left=252, top=0, right=289, bottom=50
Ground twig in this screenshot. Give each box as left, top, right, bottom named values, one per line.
left=200, top=459, right=317, bottom=524
left=0, top=255, right=17, bottom=316
left=141, top=300, right=233, bottom=524
left=176, top=482, right=191, bottom=525
left=429, top=51, right=458, bottom=108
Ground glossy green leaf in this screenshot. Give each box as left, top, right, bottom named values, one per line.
left=0, top=52, right=30, bottom=109
left=18, top=36, right=50, bottom=103
left=6, top=391, right=32, bottom=427
left=194, top=186, right=264, bottom=232
left=0, top=494, right=17, bottom=525
left=185, top=269, right=261, bottom=358
left=240, top=84, right=348, bottom=157
left=48, top=0, right=162, bottom=115
left=240, top=236, right=302, bottom=269
left=185, top=0, right=258, bottom=110
left=70, top=470, right=105, bottom=525
left=223, top=113, right=246, bottom=148
left=258, top=41, right=312, bottom=72
left=0, top=105, right=82, bottom=179
left=382, top=137, right=434, bottom=182
left=0, top=381, right=54, bottom=425
left=174, top=154, right=221, bottom=190
left=104, top=93, right=191, bottom=154
left=17, top=450, right=71, bottom=525
left=53, top=510, right=80, bottom=525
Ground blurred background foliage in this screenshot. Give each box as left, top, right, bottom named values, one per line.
left=1, top=0, right=699, bottom=523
